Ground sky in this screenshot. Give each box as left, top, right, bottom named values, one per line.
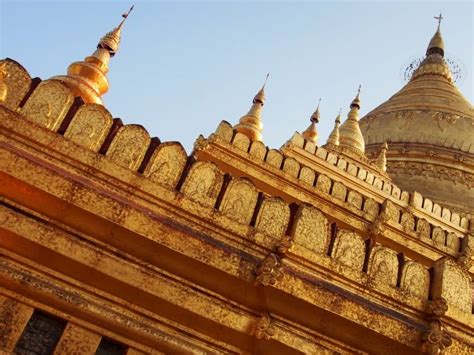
left=1, top=0, right=473, bottom=152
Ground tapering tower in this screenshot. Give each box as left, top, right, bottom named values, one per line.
left=301, top=99, right=321, bottom=144
left=339, top=86, right=365, bottom=155
left=52, top=6, right=134, bottom=104
left=359, top=15, right=474, bottom=213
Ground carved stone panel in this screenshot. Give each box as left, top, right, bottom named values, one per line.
left=144, top=142, right=187, bottom=189
left=249, top=141, right=267, bottom=161
left=400, top=261, right=430, bottom=300
left=431, top=227, right=446, bottom=247
left=331, top=181, right=347, bottom=202
left=367, top=246, right=399, bottom=287
left=181, top=161, right=224, bottom=208
left=0, top=59, right=32, bottom=111
left=331, top=230, right=366, bottom=271
left=214, top=120, right=233, bottom=142
left=423, top=198, right=433, bottom=213
left=232, top=132, right=250, bottom=152
left=219, top=178, right=258, bottom=225
left=299, top=166, right=315, bottom=186
left=255, top=197, right=290, bottom=238
left=363, top=198, right=379, bottom=221
left=292, top=204, right=329, bottom=254
left=400, top=212, right=415, bottom=232
left=432, top=258, right=472, bottom=313
left=315, top=174, right=331, bottom=194
left=106, top=124, right=150, bottom=170
left=282, top=157, right=300, bottom=178
left=373, top=177, right=383, bottom=190
left=20, top=80, right=74, bottom=131
left=265, top=149, right=283, bottom=169
left=347, top=190, right=363, bottom=210
left=446, top=233, right=460, bottom=253
left=416, top=219, right=431, bottom=239
left=64, top=103, right=113, bottom=151
left=441, top=208, right=451, bottom=222
left=391, top=186, right=401, bottom=199
left=383, top=200, right=400, bottom=223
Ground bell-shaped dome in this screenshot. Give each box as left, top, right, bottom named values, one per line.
left=360, top=19, right=474, bottom=214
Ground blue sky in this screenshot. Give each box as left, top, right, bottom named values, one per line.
left=1, top=1, right=472, bottom=152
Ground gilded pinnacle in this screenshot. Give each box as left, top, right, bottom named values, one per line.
left=98, top=5, right=134, bottom=57
left=339, top=87, right=365, bottom=154
left=325, top=110, right=342, bottom=147
left=375, top=141, right=388, bottom=172
left=427, top=13, right=445, bottom=56
left=302, top=99, right=321, bottom=144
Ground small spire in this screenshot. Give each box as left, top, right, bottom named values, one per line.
left=427, top=13, right=445, bottom=57
left=98, top=5, right=134, bottom=57
left=52, top=6, right=134, bottom=104
left=234, top=74, right=269, bottom=142
left=302, top=98, right=321, bottom=143
left=325, top=109, right=342, bottom=147
left=339, top=87, right=365, bottom=154
left=375, top=141, right=388, bottom=172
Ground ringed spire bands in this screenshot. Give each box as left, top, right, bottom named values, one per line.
left=234, top=74, right=269, bottom=142
left=51, top=6, right=134, bottom=105
left=302, top=98, right=321, bottom=144
left=339, top=86, right=365, bottom=155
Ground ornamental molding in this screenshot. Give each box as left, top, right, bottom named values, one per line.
left=422, top=298, right=452, bottom=354
left=252, top=313, right=276, bottom=340
left=254, top=253, right=284, bottom=287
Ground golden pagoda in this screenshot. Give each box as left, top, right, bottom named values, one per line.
left=0, top=9, right=473, bottom=355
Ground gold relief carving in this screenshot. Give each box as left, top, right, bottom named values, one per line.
left=363, top=198, right=379, bottom=221
left=331, top=230, right=366, bottom=272
left=416, top=218, right=431, bottom=239
left=373, top=177, right=383, bottom=190
left=0, top=59, right=32, bottom=110
left=382, top=200, right=400, bottom=223
left=144, top=142, right=187, bottom=189
left=400, top=261, right=430, bottom=300
left=252, top=313, right=276, bottom=340
left=370, top=212, right=389, bottom=238
left=255, top=253, right=284, bottom=287
left=391, top=186, right=401, bottom=199
left=382, top=182, right=391, bottom=194
left=422, top=298, right=452, bottom=355
left=423, top=198, right=433, bottom=213
left=431, top=227, right=446, bottom=247
left=20, top=80, right=74, bottom=131
left=265, top=149, right=283, bottom=169
left=232, top=131, right=251, bottom=152
left=292, top=204, right=329, bottom=254
left=400, top=211, right=415, bottom=233
left=393, top=110, right=414, bottom=129
left=432, top=258, right=472, bottom=313
left=432, top=203, right=442, bottom=217
left=315, top=174, right=331, bottom=194
left=181, top=161, right=224, bottom=208
left=431, top=111, right=460, bottom=132
left=347, top=190, right=363, bottom=210
left=255, top=197, right=290, bottom=238
left=282, top=157, right=300, bottom=178
left=299, top=166, right=316, bottom=186
left=249, top=140, right=267, bottom=160
left=214, top=120, right=234, bottom=142
left=193, top=135, right=210, bottom=151
left=277, top=235, right=293, bottom=256
left=367, top=246, right=399, bottom=287
left=457, top=246, right=472, bottom=271
left=331, top=181, right=347, bottom=202
left=64, top=103, right=113, bottom=151
left=441, top=208, right=451, bottom=222
left=219, top=178, right=258, bottom=225
left=106, top=124, right=150, bottom=170
left=446, top=233, right=460, bottom=252
left=450, top=213, right=460, bottom=226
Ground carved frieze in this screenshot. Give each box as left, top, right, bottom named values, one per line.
left=252, top=313, right=276, bottom=340
left=255, top=254, right=284, bottom=287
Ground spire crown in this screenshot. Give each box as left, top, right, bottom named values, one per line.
left=253, top=73, right=269, bottom=105
left=350, top=85, right=361, bottom=109
left=426, top=13, right=445, bottom=57
left=98, top=5, right=134, bottom=57
left=310, top=98, right=321, bottom=123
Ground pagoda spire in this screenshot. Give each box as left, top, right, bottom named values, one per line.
left=427, top=13, right=445, bottom=57
left=375, top=141, right=388, bottom=172
left=302, top=98, right=321, bottom=144
left=234, top=74, right=269, bottom=142
left=339, top=86, right=365, bottom=154
left=52, top=6, right=134, bottom=105
left=325, top=109, right=341, bottom=147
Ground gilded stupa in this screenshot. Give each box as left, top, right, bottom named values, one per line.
left=0, top=8, right=473, bottom=355
left=360, top=14, right=474, bottom=214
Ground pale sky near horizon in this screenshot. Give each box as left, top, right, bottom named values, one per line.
left=1, top=0, right=473, bottom=152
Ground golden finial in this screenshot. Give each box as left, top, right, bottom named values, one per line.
left=427, top=13, right=445, bottom=56
left=52, top=6, right=134, bottom=104
left=325, top=109, right=342, bottom=148
left=99, top=5, right=134, bottom=57
left=302, top=98, right=321, bottom=143
left=339, top=87, right=365, bottom=154
left=375, top=141, right=388, bottom=172
left=234, top=74, right=269, bottom=142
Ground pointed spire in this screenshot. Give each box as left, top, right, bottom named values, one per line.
left=325, top=109, right=341, bottom=147
left=375, top=141, right=388, bottom=172
left=339, top=86, right=365, bottom=154
left=51, top=6, right=134, bottom=104
left=302, top=99, right=321, bottom=143
left=234, top=74, right=269, bottom=142
left=427, top=13, right=445, bottom=57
